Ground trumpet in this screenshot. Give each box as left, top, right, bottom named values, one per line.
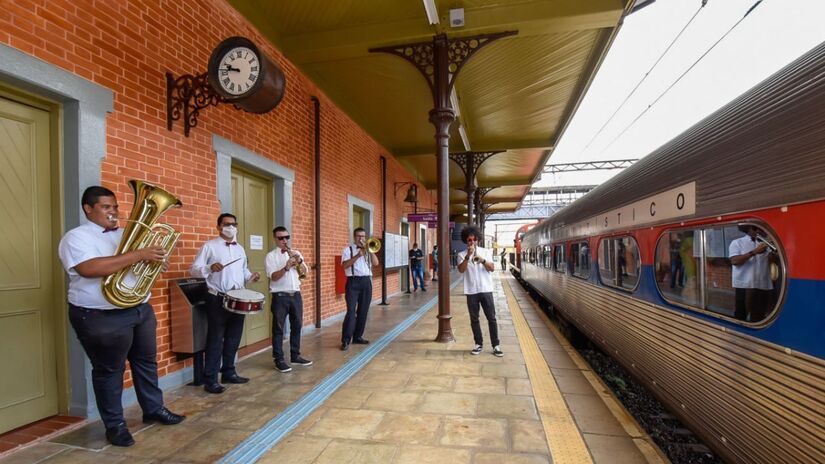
left=285, top=246, right=308, bottom=280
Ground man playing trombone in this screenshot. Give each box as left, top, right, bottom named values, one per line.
left=457, top=225, right=503, bottom=357
left=265, top=226, right=312, bottom=373
left=340, top=227, right=379, bottom=351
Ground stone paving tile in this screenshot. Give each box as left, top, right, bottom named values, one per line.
left=440, top=416, right=508, bottom=449
left=166, top=427, right=250, bottom=463
left=101, top=422, right=211, bottom=460
left=28, top=449, right=133, bottom=464
left=481, top=363, right=529, bottom=378
left=371, top=412, right=442, bottom=445
left=477, top=394, right=539, bottom=420
left=389, top=359, right=441, bottom=374
left=563, top=393, right=629, bottom=436
left=583, top=433, right=649, bottom=464
left=510, top=419, right=550, bottom=454
left=314, top=440, right=397, bottom=464
left=406, top=373, right=455, bottom=392
left=0, top=443, right=67, bottom=464
left=436, top=359, right=483, bottom=376
left=325, top=386, right=373, bottom=409
left=474, top=452, right=552, bottom=464
left=307, top=408, right=386, bottom=440
left=393, top=444, right=472, bottom=464
left=453, top=375, right=507, bottom=394
left=191, top=399, right=286, bottom=430
left=506, top=378, right=533, bottom=396
left=418, top=392, right=478, bottom=416
left=353, top=371, right=411, bottom=389
left=363, top=391, right=423, bottom=412
left=257, top=436, right=331, bottom=464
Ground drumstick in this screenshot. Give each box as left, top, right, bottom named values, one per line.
left=223, top=257, right=242, bottom=267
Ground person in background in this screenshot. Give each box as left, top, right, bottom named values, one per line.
left=457, top=225, right=503, bottom=357
left=431, top=245, right=439, bottom=281
left=409, top=242, right=426, bottom=291
left=501, top=252, right=507, bottom=271
left=729, top=224, right=774, bottom=322
left=58, top=186, right=184, bottom=447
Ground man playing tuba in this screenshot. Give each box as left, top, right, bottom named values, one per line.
left=58, top=186, right=185, bottom=447
left=265, top=226, right=312, bottom=373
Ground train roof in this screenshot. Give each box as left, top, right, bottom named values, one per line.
left=527, top=41, right=825, bottom=241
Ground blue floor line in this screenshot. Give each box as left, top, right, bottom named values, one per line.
left=219, top=278, right=462, bottom=464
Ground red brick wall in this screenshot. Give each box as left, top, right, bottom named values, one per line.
left=2, top=0, right=437, bottom=382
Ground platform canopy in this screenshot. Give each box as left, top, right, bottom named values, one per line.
left=229, top=0, right=635, bottom=216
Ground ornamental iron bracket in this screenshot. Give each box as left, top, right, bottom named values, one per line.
left=450, top=151, right=503, bottom=191
left=166, top=71, right=224, bottom=137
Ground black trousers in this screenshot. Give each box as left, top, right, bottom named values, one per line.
left=466, top=292, right=500, bottom=347
left=271, top=292, right=303, bottom=362
left=734, top=288, right=772, bottom=322
left=68, top=303, right=163, bottom=429
left=204, top=293, right=245, bottom=383
left=342, top=276, right=371, bottom=343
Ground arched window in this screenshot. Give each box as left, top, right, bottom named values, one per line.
left=598, top=236, right=641, bottom=291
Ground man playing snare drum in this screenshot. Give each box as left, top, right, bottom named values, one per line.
left=190, top=213, right=260, bottom=394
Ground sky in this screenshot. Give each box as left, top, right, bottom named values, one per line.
left=535, top=0, right=825, bottom=188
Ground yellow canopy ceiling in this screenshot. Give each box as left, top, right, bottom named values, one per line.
left=229, top=0, right=634, bottom=214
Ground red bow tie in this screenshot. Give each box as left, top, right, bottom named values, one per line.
left=102, top=227, right=118, bottom=233
left=226, top=241, right=237, bottom=246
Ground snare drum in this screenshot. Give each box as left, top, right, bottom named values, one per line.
left=223, top=289, right=265, bottom=315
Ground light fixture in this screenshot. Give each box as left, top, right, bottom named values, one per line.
left=422, top=0, right=439, bottom=25
left=394, top=182, right=418, bottom=203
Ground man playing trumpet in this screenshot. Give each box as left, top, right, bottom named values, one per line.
left=265, top=226, right=312, bottom=373
left=457, top=225, right=503, bottom=357
left=58, top=186, right=184, bottom=447
left=340, top=227, right=379, bottom=351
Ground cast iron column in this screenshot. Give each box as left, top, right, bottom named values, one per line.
left=450, top=151, right=502, bottom=226
left=371, top=31, right=516, bottom=343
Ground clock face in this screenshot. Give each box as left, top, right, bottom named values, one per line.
left=217, top=46, right=260, bottom=96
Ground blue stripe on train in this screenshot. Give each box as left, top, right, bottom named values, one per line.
left=636, top=266, right=825, bottom=359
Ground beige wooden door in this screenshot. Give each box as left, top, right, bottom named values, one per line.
left=231, top=168, right=272, bottom=346
left=0, top=97, right=58, bottom=433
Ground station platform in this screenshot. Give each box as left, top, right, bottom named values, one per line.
left=0, top=271, right=667, bottom=464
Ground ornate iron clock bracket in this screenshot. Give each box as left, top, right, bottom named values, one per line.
left=166, top=71, right=223, bottom=137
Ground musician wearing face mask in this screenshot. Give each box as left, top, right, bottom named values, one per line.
left=340, top=227, right=379, bottom=351
left=190, top=213, right=260, bottom=394
left=58, top=186, right=184, bottom=447
left=729, top=224, right=777, bottom=322
left=265, top=226, right=312, bottom=373
left=457, top=225, right=503, bottom=357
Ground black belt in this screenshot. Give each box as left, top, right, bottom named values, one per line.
left=273, top=291, right=300, bottom=297
left=347, top=275, right=371, bottom=279
left=207, top=288, right=226, bottom=298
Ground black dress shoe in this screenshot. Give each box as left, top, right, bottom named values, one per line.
left=353, top=337, right=370, bottom=344
left=143, top=406, right=185, bottom=425
left=106, top=423, right=135, bottom=447
left=204, top=382, right=226, bottom=394
left=221, top=374, right=249, bottom=384
left=341, top=342, right=350, bottom=351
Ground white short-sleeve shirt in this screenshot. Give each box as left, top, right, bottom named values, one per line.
left=265, top=247, right=302, bottom=293
left=729, top=236, right=773, bottom=290
left=458, top=246, right=494, bottom=295
left=342, top=244, right=372, bottom=277
left=58, top=222, right=146, bottom=310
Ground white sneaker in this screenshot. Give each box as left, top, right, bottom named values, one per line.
left=493, top=345, right=504, bottom=357
left=470, top=344, right=483, bottom=355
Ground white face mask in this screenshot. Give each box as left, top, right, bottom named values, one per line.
left=222, top=225, right=237, bottom=239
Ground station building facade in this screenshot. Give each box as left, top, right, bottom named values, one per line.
left=0, top=0, right=435, bottom=433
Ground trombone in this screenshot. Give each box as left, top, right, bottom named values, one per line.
left=358, top=236, right=382, bottom=254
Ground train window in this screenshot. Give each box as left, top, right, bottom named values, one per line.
left=654, top=223, right=784, bottom=324
left=553, top=244, right=565, bottom=273
left=571, top=241, right=591, bottom=279
left=654, top=230, right=702, bottom=308
left=598, top=236, right=641, bottom=291
left=542, top=245, right=552, bottom=268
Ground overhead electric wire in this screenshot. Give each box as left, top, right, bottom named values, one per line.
left=599, top=0, right=764, bottom=154
left=581, top=0, right=708, bottom=154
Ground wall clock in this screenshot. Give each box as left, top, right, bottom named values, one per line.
left=207, top=36, right=286, bottom=113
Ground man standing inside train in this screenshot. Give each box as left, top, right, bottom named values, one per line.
left=340, top=227, right=380, bottom=351
left=58, top=186, right=185, bottom=447
left=729, top=224, right=773, bottom=322
left=190, top=213, right=260, bottom=394
left=458, top=225, right=503, bottom=357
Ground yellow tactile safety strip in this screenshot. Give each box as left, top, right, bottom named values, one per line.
left=502, top=280, right=594, bottom=464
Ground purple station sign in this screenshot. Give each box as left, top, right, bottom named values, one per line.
left=407, top=213, right=438, bottom=222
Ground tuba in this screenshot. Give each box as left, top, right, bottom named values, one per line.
left=102, top=180, right=182, bottom=308
left=286, top=247, right=308, bottom=280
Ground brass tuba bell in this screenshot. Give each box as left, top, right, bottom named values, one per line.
left=102, top=180, right=182, bottom=308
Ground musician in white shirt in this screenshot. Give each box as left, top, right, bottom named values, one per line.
left=457, top=225, right=503, bottom=357
left=265, top=226, right=312, bottom=373
left=339, top=227, right=379, bottom=351
left=58, top=186, right=184, bottom=447
left=190, top=213, right=260, bottom=394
